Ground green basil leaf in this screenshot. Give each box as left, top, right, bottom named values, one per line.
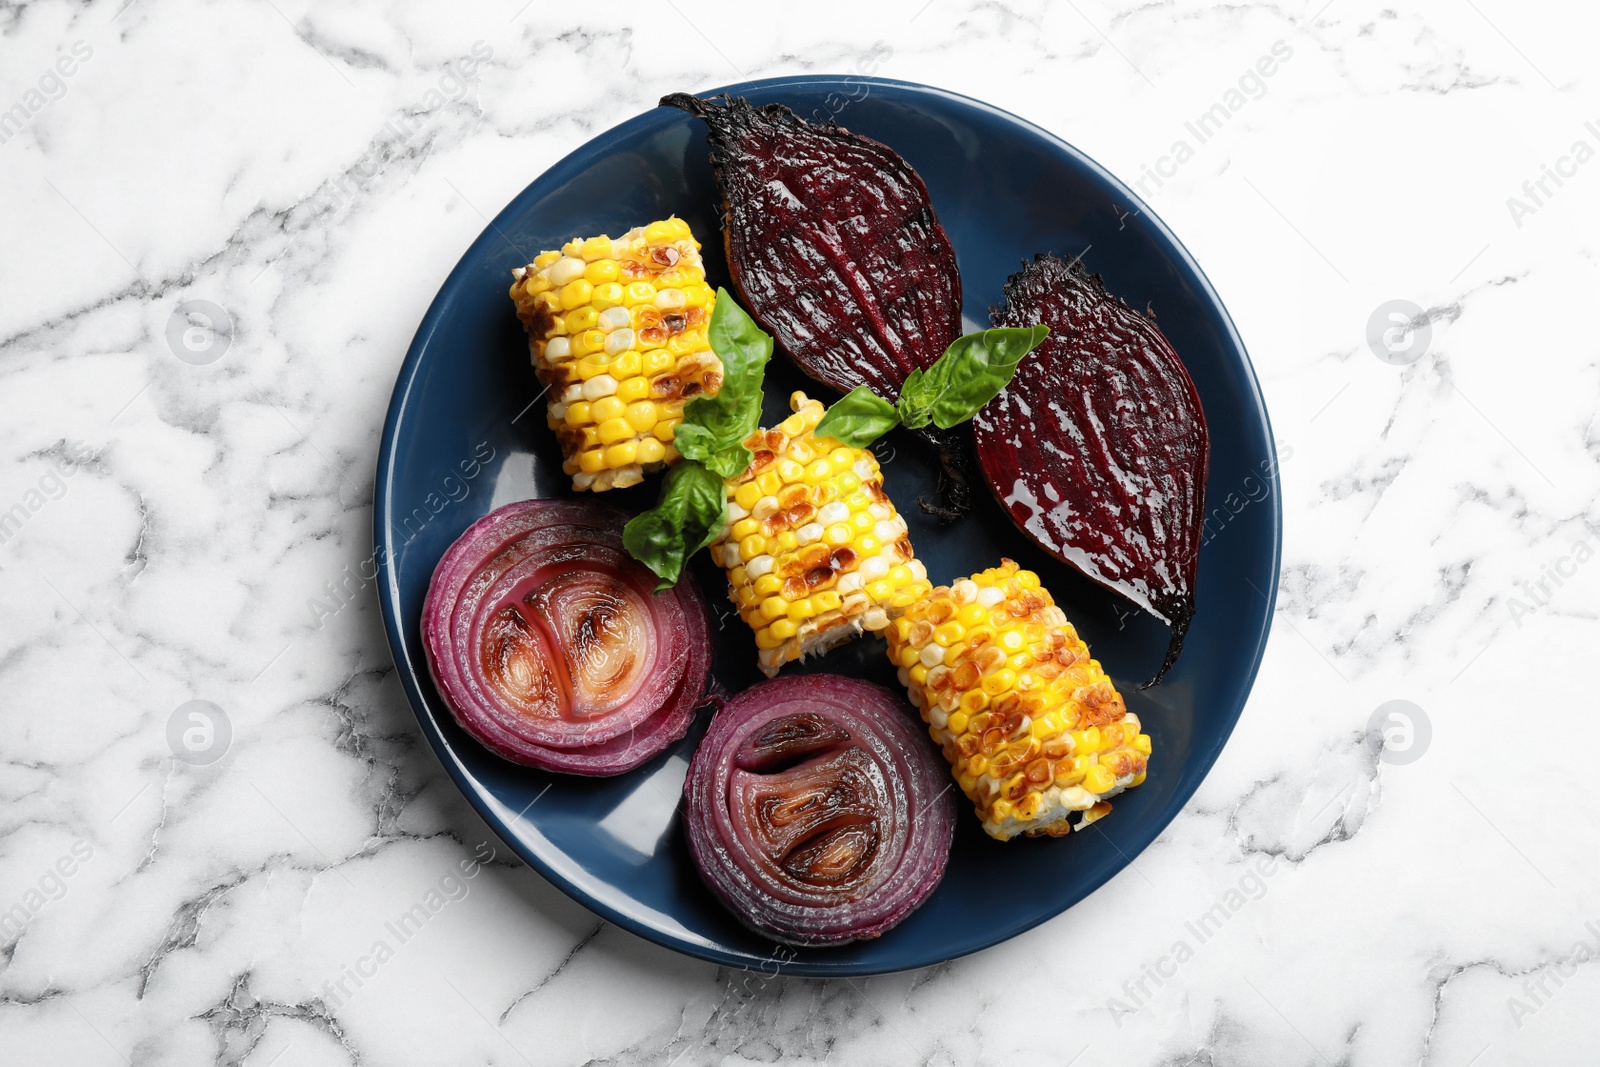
left=814, top=386, right=902, bottom=448
left=675, top=289, right=773, bottom=478
left=896, top=324, right=1049, bottom=430
left=622, top=460, right=728, bottom=589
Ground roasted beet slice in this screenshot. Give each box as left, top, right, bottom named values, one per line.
left=662, top=92, right=971, bottom=514
left=973, top=255, right=1210, bottom=685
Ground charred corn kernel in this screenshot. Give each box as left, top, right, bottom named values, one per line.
left=509, top=217, right=720, bottom=491
left=885, top=558, right=1150, bottom=841
left=714, top=393, right=932, bottom=677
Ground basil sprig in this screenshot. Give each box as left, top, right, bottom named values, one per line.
left=622, top=460, right=728, bottom=589
left=670, top=290, right=772, bottom=478
left=624, top=290, right=773, bottom=588
left=815, top=325, right=1048, bottom=447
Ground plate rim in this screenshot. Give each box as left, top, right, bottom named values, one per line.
left=373, top=73, right=1282, bottom=977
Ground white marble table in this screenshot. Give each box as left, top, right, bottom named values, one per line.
left=3, top=1, right=1596, bottom=1063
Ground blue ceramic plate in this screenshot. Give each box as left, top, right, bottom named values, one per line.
left=375, top=76, right=1280, bottom=977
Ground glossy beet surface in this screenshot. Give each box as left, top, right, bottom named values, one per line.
left=975, top=255, right=1210, bottom=684
left=375, top=76, right=1279, bottom=976
left=661, top=93, right=961, bottom=403
left=684, top=676, right=954, bottom=945
left=662, top=92, right=973, bottom=513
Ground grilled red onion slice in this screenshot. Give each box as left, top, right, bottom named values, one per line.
left=422, top=499, right=710, bottom=775
left=684, top=676, right=954, bottom=945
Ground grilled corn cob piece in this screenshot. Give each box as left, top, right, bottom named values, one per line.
left=886, top=560, right=1151, bottom=841
left=509, top=217, right=722, bottom=492
left=711, top=392, right=932, bottom=677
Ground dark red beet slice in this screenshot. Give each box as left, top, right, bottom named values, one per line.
left=973, top=255, right=1210, bottom=685
left=662, top=92, right=971, bottom=514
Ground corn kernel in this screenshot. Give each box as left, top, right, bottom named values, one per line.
left=989, top=798, right=1014, bottom=823
left=933, top=622, right=964, bottom=647
left=558, top=279, right=593, bottom=310
left=786, top=598, right=816, bottom=622
left=577, top=448, right=607, bottom=473
left=814, top=590, right=842, bottom=612
left=612, top=350, right=642, bottom=378
left=731, top=518, right=761, bottom=541
left=753, top=574, right=783, bottom=597
left=591, top=396, right=626, bottom=423
left=617, top=377, right=650, bottom=402
left=604, top=441, right=637, bottom=467
left=739, top=535, right=764, bottom=562
left=637, top=438, right=667, bottom=465
left=734, top=482, right=762, bottom=511
left=981, top=669, right=1017, bottom=696
left=597, top=417, right=633, bottom=445
left=769, top=618, right=799, bottom=640
left=625, top=282, right=657, bottom=306
left=1084, top=764, right=1117, bottom=794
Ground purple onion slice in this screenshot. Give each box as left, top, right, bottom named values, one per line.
left=422, top=499, right=711, bottom=775
left=684, top=675, right=955, bottom=946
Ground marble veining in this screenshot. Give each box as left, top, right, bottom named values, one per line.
left=2, top=0, right=1597, bottom=1063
